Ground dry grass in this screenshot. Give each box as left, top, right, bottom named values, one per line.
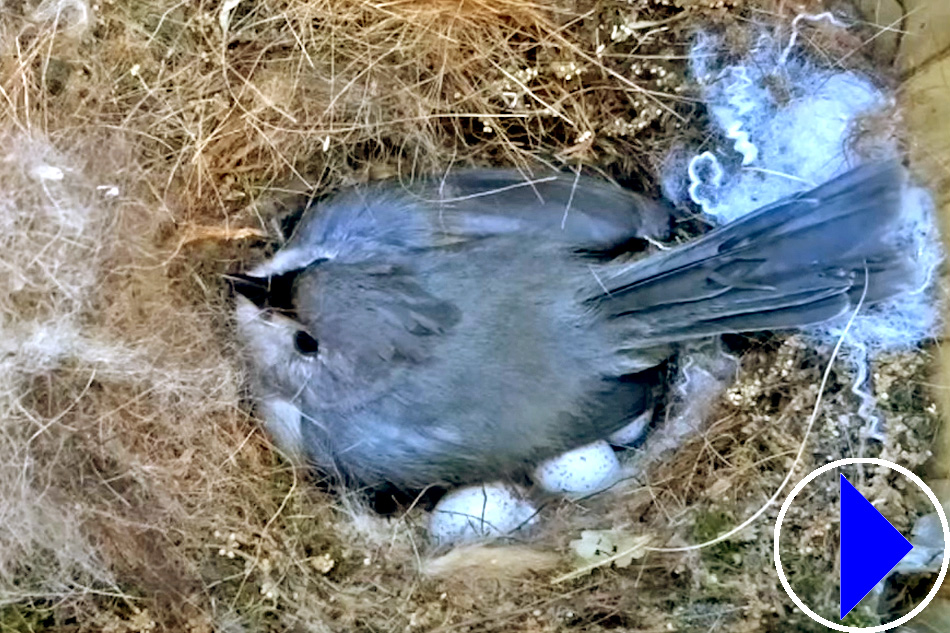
left=0, top=0, right=940, bottom=631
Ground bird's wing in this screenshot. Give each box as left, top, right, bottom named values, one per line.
left=408, top=169, right=675, bottom=250
left=294, top=261, right=462, bottom=368
left=262, top=169, right=675, bottom=279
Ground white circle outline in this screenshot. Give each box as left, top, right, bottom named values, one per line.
left=774, top=457, right=949, bottom=632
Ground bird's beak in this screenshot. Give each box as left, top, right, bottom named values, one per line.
left=225, top=267, right=313, bottom=313
left=225, top=273, right=272, bottom=309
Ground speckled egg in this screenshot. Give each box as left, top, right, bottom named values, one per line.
left=534, top=440, right=621, bottom=496
left=608, top=409, right=652, bottom=447
left=429, top=483, right=538, bottom=545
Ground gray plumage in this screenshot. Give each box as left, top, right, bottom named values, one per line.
left=234, top=162, right=910, bottom=490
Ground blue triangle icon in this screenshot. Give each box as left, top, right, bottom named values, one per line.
left=840, top=474, right=913, bottom=619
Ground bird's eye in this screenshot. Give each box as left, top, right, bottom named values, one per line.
left=293, top=330, right=320, bottom=355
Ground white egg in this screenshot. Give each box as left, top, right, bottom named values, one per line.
left=429, top=483, right=538, bottom=545
left=534, top=440, right=621, bottom=497
left=608, top=409, right=653, bottom=447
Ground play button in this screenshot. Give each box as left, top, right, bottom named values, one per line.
left=839, top=474, right=913, bottom=619
left=774, top=457, right=950, bottom=631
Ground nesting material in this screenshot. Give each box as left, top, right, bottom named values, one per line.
left=664, top=23, right=942, bottom=356
left=0, top=0, right=943, bottom=629
left=422, top=543, right=560, bottom=580
left=644, top=339, right=740, bottom=462
left=673, top=20, right=891, bottom=219
left=0, top=125, right=251, bottom=624
left=0, top=133, right=116, bottom=596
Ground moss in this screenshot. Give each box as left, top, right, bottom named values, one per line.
left=840, top=604, right=882, bottom=628
left=0, top=604, right=57, bottom=633
left=690, top=509, right=746, bottom=573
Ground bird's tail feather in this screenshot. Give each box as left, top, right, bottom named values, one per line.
left=588, top=161, right=910, bottom=346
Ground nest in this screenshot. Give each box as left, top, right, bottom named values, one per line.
left=0, top=0, right=942, bottom=631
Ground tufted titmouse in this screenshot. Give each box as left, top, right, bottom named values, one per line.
left=234, top=162, right=910, bottom=491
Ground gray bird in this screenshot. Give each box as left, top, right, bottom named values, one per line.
left=234, top=162, right=910, bottom=491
